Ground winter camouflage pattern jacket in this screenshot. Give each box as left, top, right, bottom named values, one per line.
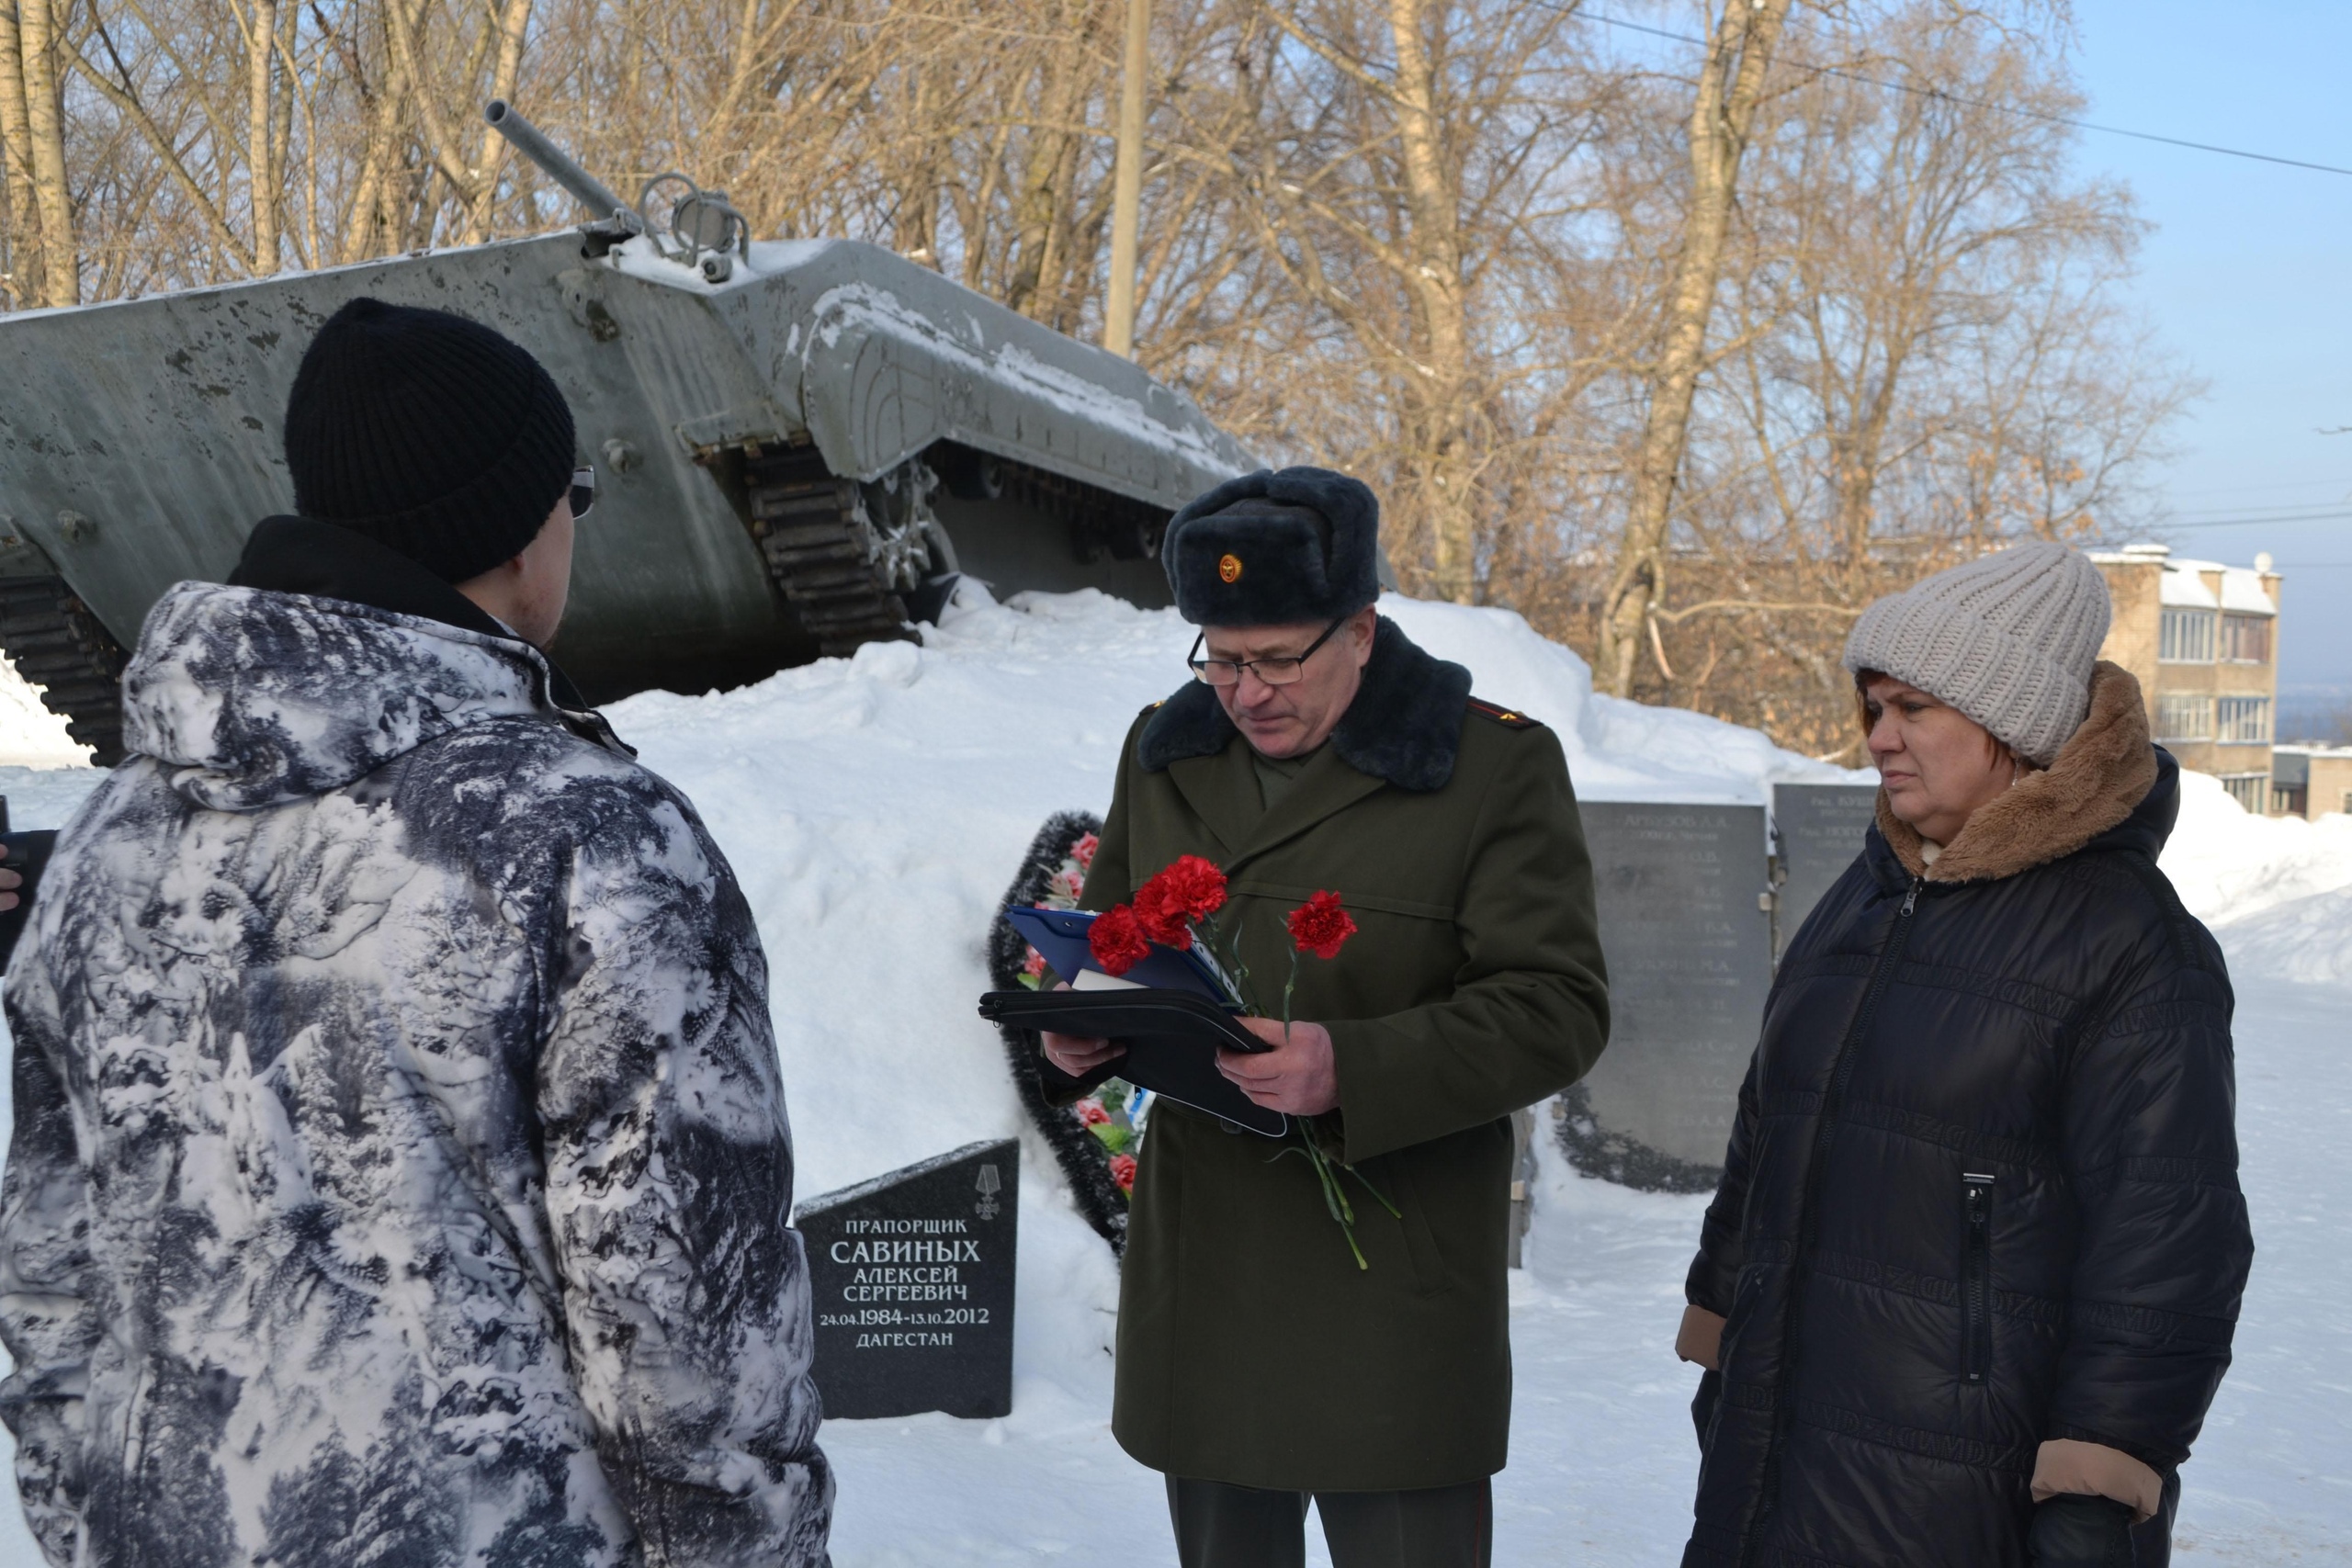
left=0, top=581, right=831, bottom=1566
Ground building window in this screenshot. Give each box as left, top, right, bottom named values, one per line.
left=2221, top=773, right=2269, bottom=814
left=2155, top=694, right=2212, bottom=740
left=2159, top=607, right=2216, bottom=662
left=2217, top=696, right=2272, bottom=744
left=2221, top=614, right=2272, bottom=663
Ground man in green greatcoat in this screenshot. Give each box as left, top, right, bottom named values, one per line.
left=1040, top=466, right=1610, bottom=1568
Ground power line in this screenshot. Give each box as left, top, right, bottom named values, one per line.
left=1580, top=10, right=2352, bottom=179
left=2168, top=478, right=2352, bottom=501
left=2165, top=500, right=2352, bottom=522
left=2160, top=513, right=2352, bottom=529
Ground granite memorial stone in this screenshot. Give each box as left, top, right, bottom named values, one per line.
left=1771, top=782, right=1881, bottom=956
left=1556, top=802, right=1773, bottom=1192
left=795, top=1138, right=1018, bottom=1419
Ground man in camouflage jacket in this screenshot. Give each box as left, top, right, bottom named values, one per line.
left=0, top=299, right=830, bottom=1566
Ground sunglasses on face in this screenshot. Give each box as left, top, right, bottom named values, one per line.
left=569, top=466, right=595, bottom=521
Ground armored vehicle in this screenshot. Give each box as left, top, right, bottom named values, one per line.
left=0, top=103, right=1250, bottom=763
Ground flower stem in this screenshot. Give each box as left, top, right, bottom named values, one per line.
left=1283, top=949, right=1299, bottom=1044
left=1342, top=1163, right=1402, bottom=1219
left=1296, top=1127, right=1365, bottom=1268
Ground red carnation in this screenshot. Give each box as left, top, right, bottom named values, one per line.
left=1088, top=904, right=1151, bottom=976
left=1133, top=855, right=1227, bottom=946
left=1158, top=856, right=1229, bottom=920
left=1130, top=883, right=1192, bottom=949
left=1076, top=1099, right=1111, bottom=1127
left=1110, top=1153, right=1137, bottom=1193
left=1285, top=890, right=1357, bottom=960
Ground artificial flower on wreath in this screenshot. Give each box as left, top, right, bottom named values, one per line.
left=1014, top=830, right=1100, bottom=987
left=1014, top=827, right=1154, bottom=1201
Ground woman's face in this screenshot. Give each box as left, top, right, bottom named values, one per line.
left=1863, top=675, right=2017, bottom=847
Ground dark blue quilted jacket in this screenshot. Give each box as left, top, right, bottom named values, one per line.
left=1682, top=705, right=2254, bottom=1568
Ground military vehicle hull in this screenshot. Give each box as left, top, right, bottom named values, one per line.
left=0, top=231, right=1250, bottom=761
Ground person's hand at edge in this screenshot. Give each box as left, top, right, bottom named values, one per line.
left=1677, top=1304, right=1725, bottom=1372
left=0, top=866, right=19, bottom=914
left=1217, top=1017, right=1340, bottom=1116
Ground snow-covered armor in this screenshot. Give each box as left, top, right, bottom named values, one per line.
left=0, top=581, right=831, bottom=1566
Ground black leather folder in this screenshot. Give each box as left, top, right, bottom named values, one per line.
left=977, top=987, right=1288, bottom=1137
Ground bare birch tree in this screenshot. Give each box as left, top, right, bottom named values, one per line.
left=17, top=0, right=73, bottom=304
left=1594, top=0, right=1792, bottom=694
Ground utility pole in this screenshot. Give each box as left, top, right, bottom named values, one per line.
left=1103, top=0, right=1149, bottom=358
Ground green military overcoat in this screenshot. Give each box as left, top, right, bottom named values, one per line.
left=1060, top=615, right=1610, bottom=1492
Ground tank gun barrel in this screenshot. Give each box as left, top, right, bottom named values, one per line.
left=484, top=100, right=643, bottom=234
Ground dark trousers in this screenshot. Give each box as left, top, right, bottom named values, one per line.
left=1166, top=1475, right=1493, bottom=1568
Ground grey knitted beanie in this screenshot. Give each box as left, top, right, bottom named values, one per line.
left=1841, top=542, right=2110, bottom=766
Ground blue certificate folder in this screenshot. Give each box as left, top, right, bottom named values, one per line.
left=984, top=907, right=1286, bottom=1137
left=1000, top=905, right=1238, bottom=1002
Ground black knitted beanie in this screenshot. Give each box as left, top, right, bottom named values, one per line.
left=283, top=299, right=575, bottom=583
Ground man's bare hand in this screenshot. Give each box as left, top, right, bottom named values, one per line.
left=1039, top=984, right=1125, bottom=1077
left=0, top=866, right=19, bottom=914
left=1216, top=1017, right=1340, bottom=1116
left=1041, top=1029, right=1124, bottom=1077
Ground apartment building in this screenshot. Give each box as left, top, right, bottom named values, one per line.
left=2273, top=744, right=2352, bottom=819
left=2090, top=543, right=2281, bottom=813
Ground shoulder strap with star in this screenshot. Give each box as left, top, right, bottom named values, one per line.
left=1465, top=696, right=1542, bottom=730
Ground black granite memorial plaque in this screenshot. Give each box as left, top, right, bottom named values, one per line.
left=795, top=1138, right=1018, bottom=1419
left=1771, top=782, right=1881, bottom=957
left=1558, top=802, right=1772, bottom=1192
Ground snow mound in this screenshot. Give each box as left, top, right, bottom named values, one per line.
left=0, top=658, right=89, bottom=770
left=2209, top=884, right=2352, bottom=985
left=2156, top=767, right=2352, bottom=938
left=1376, top=597, right=1859, bottom=801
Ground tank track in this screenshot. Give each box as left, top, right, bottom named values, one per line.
left=0, top=576, right=129, bottom=765
left=741, top=447, right=916, bottom=658
left=933, top=439, right=1170, bottom=562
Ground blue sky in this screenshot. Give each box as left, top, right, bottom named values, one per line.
left=2070, top=0, right=2352, bottom=709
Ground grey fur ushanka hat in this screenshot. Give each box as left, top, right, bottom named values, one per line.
left=1842, top=541, right=2112, bottom=767
left=1161, top=467, right=1382, bottom=626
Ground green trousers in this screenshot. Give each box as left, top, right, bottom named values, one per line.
left=1165, top=1476, right=1494, bottom=1568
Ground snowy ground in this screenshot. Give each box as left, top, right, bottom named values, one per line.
left=1, top=590, right=2347, bottom=1563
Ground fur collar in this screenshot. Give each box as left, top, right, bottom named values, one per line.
left=1138, top=615, right=1474, bottom=792
left=1878, top=660, right=2159, bottom=884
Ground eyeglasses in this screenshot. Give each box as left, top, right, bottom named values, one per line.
left=569, top=466, right=596, bottom=521
left=1187, top=616, right=1349, bottom=687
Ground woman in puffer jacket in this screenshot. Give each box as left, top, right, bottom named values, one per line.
left=1674, top=543, right=2254, bottom=1568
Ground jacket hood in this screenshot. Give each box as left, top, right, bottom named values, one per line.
left=1137, top=614, right=1474, bottom=791
left=1871, top=659, right=2170, bottom=886
left=121, top=579, right=567, bottom=811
